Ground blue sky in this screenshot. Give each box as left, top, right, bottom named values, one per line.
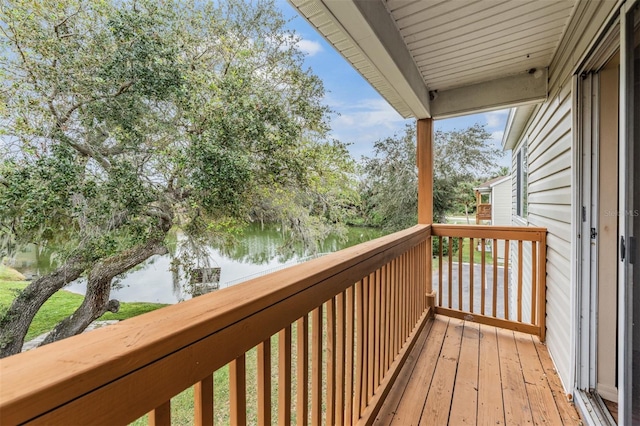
left=278, top=0, right=511, bottom=167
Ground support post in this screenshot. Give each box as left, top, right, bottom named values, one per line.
left=417, top=118, right=433, bottom=224
left=417, top=118, right=434, bottom=310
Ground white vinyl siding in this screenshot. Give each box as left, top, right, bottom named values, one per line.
left=508, top=0, right=617, bottom=393
left=513, top=82, right=573, bottom=391
left=491, top=179, right=512, bottom=227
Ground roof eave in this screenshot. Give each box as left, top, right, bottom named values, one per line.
left=502, top=104, right=538, bottom=151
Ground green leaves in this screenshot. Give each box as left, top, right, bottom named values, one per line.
left=0, top=0, right=343, bottom=261
left=361, top=123, right=504, bottom=229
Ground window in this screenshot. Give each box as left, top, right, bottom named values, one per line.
left=516, top=144, right=528, bottom=217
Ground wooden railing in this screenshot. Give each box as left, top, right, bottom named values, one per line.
left=431, top=224, right=547, bottom=341
left=0, top=225, right=433, bottom=426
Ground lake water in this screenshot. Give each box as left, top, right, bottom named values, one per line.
left=11, top=225, right=386, bottom=304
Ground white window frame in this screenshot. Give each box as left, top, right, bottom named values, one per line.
left=515, top=143, right=528, bottom=218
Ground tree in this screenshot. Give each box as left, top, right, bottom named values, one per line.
left=453, top=180, right=478, bottom=224
left=361, top=123, right=503, bottom=231
left=0, top=0, right=348, bottom=357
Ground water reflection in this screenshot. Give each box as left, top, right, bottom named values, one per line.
left=10, top=224, right=385, bottom=304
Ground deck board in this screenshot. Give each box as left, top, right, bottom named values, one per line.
left=421, top=318, right=464, bottom=425
left=448, top=322, right=480, bottom=425
left=497, top=327, right=534, bottom=424
left=386, top=317, right=447, bottom=425
left=477, top=324, right=505, bottom=425
left=375, top=315, right=581, bottom=425
left=516, top=333, right=563, bottom=425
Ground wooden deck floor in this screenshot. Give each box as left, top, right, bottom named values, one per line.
left=375, top=315, right=583, bottom=425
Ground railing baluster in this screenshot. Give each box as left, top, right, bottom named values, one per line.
left=458, top=237, right=463, bottom=310
left=470, top=237, right=474, bottom=313
left=354, top=279, right=364, bottom=422
left=149, top=401, right=171, bottom=426
left=296, top=317, right=308, bottom=426
left=394, top=257, right=400, bottom=358
left=538, top=235, right=547, bottom=341
left=278, top=326, right=292, bottom=426
left=504, top=239, right=510, bottom=320
left=380, top=265, right=388, bottom=378
left=194, top=375, right=213, bottom=426
left=257, top=339, right=271, bottom=426
left=335, top=292, right=346, bottom=426
left=531, top=241, right=538, bottom=324
left=311, top=306, right=323, bottom=425
left=402, top=254, right=408, bottom=342
left=345, top=286, right=355, bottom=425
left=230, top=355, right=246, bottom=426
left=492, top=238, right=498, bottom=317
left=367, top=272, right=375, bottom=402
left=448, top=237, right=453, bottom=309
left=517, top=240, right=523, bottom=322
left=375, top=268, right=382, bottom=389
left=390, top=259, right=397, bottom=363
left=481, top=238, right=486, bottom=316
left=438, top=237, right=443, bottom=307
left=326, top=299, right=336, bottom=426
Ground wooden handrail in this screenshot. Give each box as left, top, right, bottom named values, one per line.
left=0, top=225, right=432, bottom=425
left=431, top=224, right=547, bottom=341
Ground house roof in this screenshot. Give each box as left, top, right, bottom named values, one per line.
left=288, top=0, right=584, bottom=119
left=475, top=175, right=510, bottom=192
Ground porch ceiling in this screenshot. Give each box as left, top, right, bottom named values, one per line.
left=289, top=0, right=580, bottom=119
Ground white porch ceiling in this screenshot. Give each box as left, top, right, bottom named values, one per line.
left=289, top=0, right=579, bottom=119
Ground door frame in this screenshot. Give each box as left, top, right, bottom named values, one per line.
left=573, top=2, right=638, bottom=424
left=617, top=2, right=638, bottom=424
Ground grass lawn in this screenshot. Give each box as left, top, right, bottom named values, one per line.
left=432, top=237, right=496, bottom=269
left=0, top=280, right=167, bottom=341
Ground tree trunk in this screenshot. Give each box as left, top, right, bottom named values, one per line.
left=465, top=204, right=470, bottom=224
left=0, top=256, right=86, bottom=358
left=40, top=239, right=168, bottom=345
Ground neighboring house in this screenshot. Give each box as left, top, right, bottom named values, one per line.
left=474, top=175, right=511, bottom=227
left=475, top=176, right=511, bottom=259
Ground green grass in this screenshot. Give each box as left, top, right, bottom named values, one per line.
left=433, top=237, right=496, bottom=270
left=0, top=281, right=167, bottom=341
left=0, top=265, right=26, bottom=281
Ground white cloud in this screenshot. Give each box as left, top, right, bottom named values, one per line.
left=326, top=97, right=410, bottom=158
left=484, top=109, right=509, bottom=129
left=490, top=130, right=504, bottom=143
left=296, top=39, right=323, bottom=57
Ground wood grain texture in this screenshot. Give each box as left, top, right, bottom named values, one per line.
left=194, top=375, right=213, bottom=426
left=477, top=325, right=505, bottom=425
left=296, top=318, right=308, bottom=426
left=149, top=400, right=171, bottom=426
left=421, top=318, right=464, bottom=424
left=230, top=355, right=247, bottom=426
left=387, top=317, right=447, bottom=425
left=496, top=328, right=533, bottom=425
left=515, top=334, right=562, bottom=425
left=257, top=340, right=271, bottom=426
left=417, top=118, right=433, bottom=224
left=449, top=322, right=480, bottom=425
left=278, top=327, right=292, bottom=426
left=374, top=316, right=579, bottom=426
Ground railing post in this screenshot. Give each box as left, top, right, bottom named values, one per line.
left=418, top=118, right=434, bottom=312
left=537, top=232, right=547, bottom=342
